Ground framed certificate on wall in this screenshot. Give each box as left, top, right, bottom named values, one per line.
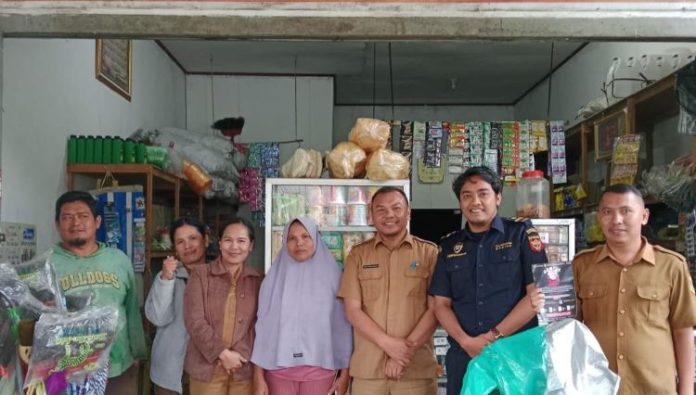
left=95, top=39, right=132, bottom=101
left=594, top=108, right=627, bottom=161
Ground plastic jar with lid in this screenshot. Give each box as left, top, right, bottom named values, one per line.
left=516, top=170, right=551, bottom=218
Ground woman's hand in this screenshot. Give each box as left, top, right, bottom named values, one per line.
left=161, top=256, right=178, bottom=281
left=218, top=349, right=247, bottom=373
left=327, top=369, right=349, bottom=395
left=253, top=366, right=269, bottom=395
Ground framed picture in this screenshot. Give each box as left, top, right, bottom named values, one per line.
left=594, top=108, right=627, bottom=161
left=95, top=39, right=132, bottom=101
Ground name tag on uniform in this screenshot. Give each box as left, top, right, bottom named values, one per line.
left=362, top=263, right=379, bottom=269
left=495, top=242, right=513, bottom=251
left=293, top=353, right=303, bottom=358
left=447, top=252, right=466, bottom=258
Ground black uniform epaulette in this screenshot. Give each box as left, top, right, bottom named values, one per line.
left=653, top=244, right=687, bottom=262
left=441, top=230, right=458, bottom=240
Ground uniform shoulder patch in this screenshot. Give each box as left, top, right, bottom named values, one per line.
left=653, top=244, right=687, bottom=263
left=527, top=233, right=544, bottom=252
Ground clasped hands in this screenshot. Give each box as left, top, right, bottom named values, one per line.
left=382, top=336, right=417, bottom=380
left=218, top=349, right=248, bottom=375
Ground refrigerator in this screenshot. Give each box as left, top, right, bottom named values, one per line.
left=264, top=178, right=410, bottom=273
left=530, top=218, right=576, bottom=264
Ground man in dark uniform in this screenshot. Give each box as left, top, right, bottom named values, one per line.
left=428, top=166, right=547, bottom=395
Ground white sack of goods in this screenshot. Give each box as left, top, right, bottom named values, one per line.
left=135, top=127, right=242, bottom=181
left=348, top=118, right=391, bottom=153
left=366, top=149, right=410, bottom=180
left=203, top=175, right=239, bottom=204
left=281, top=148, right=324, bottom=178
left=327, top=142, right=367, bottom=179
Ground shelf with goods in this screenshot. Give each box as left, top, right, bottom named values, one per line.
left=553, top=72, right=681, bottom=218
left=66, top=164, right=204, bottom=291
left=550, top=69, right=696, bottom=259
left=264, top=178, right=410, bottom=273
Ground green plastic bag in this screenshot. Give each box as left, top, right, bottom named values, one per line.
left=145, top=146, right=168, bottom=169
left=461, top=326, right=547, bottom=395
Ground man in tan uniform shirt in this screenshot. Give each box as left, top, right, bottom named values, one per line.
left=573, top=184, right=696, bottom=394
left=338, top=186, right=439, bottom=395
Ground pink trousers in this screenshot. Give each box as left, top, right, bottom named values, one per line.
left=264, top=371, right=335, bottom=395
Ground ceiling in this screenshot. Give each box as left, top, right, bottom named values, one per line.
left=159, top=39, right=587, bottom=105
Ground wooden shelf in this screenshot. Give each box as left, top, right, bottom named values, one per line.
left=67, top=163, right=205, bottom=321
left=67, top=163, right=181, bottom=189
left=551, top=66, right=690, bottom=221
left=552, top=207, right=585, bottom=218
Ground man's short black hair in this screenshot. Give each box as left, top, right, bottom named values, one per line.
left=600, top=183, right=644, bottom=203
left=371, top=186, right=409, bottom=207
left=452, top=166, right=503, bottom=198
left=55, top=191, right=98, bottom=222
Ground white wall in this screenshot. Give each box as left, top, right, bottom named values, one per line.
left=1, top=38, right=186, bottom=252
left=186, top=75, right=334, bottom=165
left=515, top=42, right=696, bottom=122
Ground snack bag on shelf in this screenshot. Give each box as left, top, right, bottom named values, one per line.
left=327, top=142, right=367, bottom=179
left=365, top=149, right=410, bottom=180
left=348, top=118, right=391, bottom=153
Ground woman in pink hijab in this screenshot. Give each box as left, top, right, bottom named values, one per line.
left=251, top=217, right=352, bottom=395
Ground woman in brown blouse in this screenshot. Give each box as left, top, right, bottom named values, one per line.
left=184, top=217, right=262, bottom=395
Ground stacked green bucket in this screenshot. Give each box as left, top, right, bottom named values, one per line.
left=67, top=135, right=148, bottom=165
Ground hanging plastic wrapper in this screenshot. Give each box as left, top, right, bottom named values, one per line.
left=13, top=250, right=65, bottom=316
left=0, top=285, right=22, bottom=395
left=24, top=306, right=120, bottom=395
left=461, top=319, right=619, bottom=395
left=677, top=60, right=696, bottom=135
left=0, top=263, right=59, bottom=321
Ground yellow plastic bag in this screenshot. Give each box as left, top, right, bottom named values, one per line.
left=366, top=149, right=410, bottom=180
left=327, top=142, right=367, bottom=179
left=348, top=118, right=391, bottom=153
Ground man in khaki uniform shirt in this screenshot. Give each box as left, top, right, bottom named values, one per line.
left=338, top=186, right=439, bottom=395
left=573, top=184, right=696, bottom=394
